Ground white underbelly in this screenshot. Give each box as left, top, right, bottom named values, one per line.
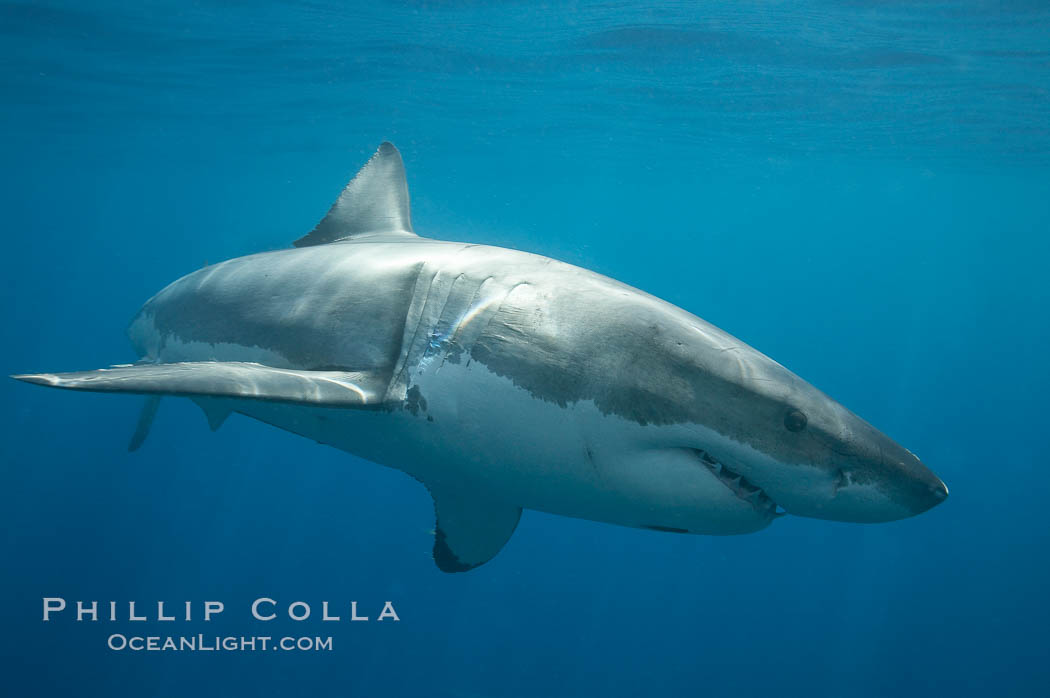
left=221, top=355, right=769, bottom=535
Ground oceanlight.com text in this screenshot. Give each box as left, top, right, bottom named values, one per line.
left=107, top=634, right=333, bottom=652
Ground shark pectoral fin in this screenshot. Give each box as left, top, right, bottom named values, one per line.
left=429, top=487, right=522, bottom=573
left=128, top=395, right=161, bottom=452
left=12, top=362, right=389, bottom=408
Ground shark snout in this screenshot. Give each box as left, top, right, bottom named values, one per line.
left=910, top=465, right=949, bottom=514
left=928, top=475, right=949, bottom=501
left=827, top=407, right=949, bottom=521
left=879, top=435, right=950, bottom=518
left=764, top=416, right=949, bottom=524
left=826, top=437, right=949, bottom=523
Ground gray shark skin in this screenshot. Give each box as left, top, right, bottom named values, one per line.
left=13, top=143, right=948, bottom=572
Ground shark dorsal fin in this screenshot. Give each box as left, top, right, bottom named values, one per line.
left=294, top=142, right=415, bottom=247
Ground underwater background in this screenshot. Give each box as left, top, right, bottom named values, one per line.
left=2, top=1, right=1048, bottom=696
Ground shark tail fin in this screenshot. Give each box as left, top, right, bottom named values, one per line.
left=294, top=142, right=416, bottom=247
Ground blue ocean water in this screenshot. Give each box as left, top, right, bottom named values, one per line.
left=2, top=1, right=1048, bottom=696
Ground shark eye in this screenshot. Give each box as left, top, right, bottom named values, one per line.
left=784, top=409, right=807, bottom=433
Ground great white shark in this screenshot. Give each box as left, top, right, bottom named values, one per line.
left=13, top=143, right=948, bottom=572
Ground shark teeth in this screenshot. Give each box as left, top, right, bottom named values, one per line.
left=692, top=448, right=781, bottom=517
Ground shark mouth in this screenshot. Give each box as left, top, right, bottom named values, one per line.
left=692, top=448, right=782, bottom=518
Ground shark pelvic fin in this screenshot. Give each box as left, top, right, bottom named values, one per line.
left=192, top=397, right=232, bottom=431
left=294, top=142, right=416, bottom=247
left=428, top=485, right=522, bottom=573
left=128, top=395, right=161, bottom=452
left=12, top=362, right=389, bottom=408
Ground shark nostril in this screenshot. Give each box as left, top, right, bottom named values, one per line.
left=832, top=468, right=848, bottom=495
